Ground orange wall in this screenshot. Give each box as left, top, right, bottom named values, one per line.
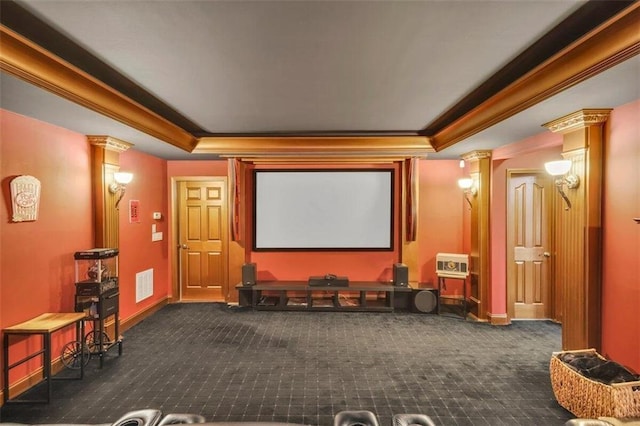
left=490, top=133, right=563, bottom=315
left=117, top=150, right=170, bottom=315
left=165, top=160, right=465, bottom=286
left=486, top=101, right=640, bottom=372
left=1, top=110, right=93, bottom=384
left=0, top=110, right=176, bottom=392
left=601, top=99, right=640, bottom=371
left=167, top=160, right=229, bottom=177
left=417, top=160, right=466, bottom=288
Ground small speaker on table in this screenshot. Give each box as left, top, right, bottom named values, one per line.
left=242, top=263, right=256, bottom=286
left=393, top=263, right=409, bottom=287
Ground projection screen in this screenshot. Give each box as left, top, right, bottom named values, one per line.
left=253, top=170, right=394, bottom=250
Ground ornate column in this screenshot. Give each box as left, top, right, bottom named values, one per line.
left=543, top=109, right=611, bottom=351
left=87, top=136, right=133, bottom=249
left=461, top=150, right=491, bottom=321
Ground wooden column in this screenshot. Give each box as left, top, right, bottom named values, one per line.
left=543, top=109, right=611, bottom=351
left=461, top=150, right=491, bottom=321
left=400, top=158, right=419, bottom=285
left=87, top=136, right=133, bottom=249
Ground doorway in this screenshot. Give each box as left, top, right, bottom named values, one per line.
left=506, top=170, right=554, bottom=320
left=174, top=178, right=229, bottom=302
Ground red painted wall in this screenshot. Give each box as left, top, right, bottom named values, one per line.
left=117, top=150, right=170, bottom=315
left=0, top=111, right=181, bottom=392
left=167, top=160, right=228, bottom=177
left=601, top=99, right=640, bottom=372
left=165, top=160, right=465, bottom=286
left=241, top=160, right=466, bottom=284
left=1, top=110, right=93, bottom=384
left=417, top=160, right=466, bottom=288
left=490, top=133, right=563, bottom=315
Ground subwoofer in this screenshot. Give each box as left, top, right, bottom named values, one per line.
left=412, top=288, right=439, bottom=314
left=241, top=263, right=256, bottom=286
left=393, top=263, right=408, bottom=287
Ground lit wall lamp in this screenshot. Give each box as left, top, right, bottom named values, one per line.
left=458, top=177, right=477, bottom=209
left=109, top=172, right=133, bottom=209
left=544, top=160, right=579, bottom=211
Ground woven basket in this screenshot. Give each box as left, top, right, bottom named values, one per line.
left=550, top=349, right=640, bottom=418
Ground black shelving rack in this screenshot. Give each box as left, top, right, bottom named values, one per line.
left=74, top=248, right=123, bottom=368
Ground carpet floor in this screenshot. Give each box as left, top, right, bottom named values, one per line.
left=1, top=303, right=573, bottom=425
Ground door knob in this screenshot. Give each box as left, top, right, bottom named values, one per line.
left=178, top=244, right=189, bottom=249
left=543, top=252, right=551, bottom=258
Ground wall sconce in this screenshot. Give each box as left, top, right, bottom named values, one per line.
left=458, top=177, right=477, bottom=209
left=544, top=160, right=579, bottom=210
left=109, top=172, right=133, bottom=209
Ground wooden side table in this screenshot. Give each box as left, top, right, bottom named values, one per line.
left=437, top=276, right=468, bottom=319
left=3, top=312, right=86, bottom=404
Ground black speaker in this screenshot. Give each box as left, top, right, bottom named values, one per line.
left=412, top=288, right=439, bottom=314
left=393, top=263, right=408, bottom=287
left=242, top=263, right=256, bottom=286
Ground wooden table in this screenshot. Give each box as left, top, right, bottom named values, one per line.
left=438, top=276, right=468, bottom=319
left=3, top=312, right=86, bottom=404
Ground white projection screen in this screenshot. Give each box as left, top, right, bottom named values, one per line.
left=253, top=170, right=394, bottom=250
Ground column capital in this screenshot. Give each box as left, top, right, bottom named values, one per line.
left=461, top=150, right=492, bottom=162
left=542, top=109, right=612, bottom=134
left=87, top=135, right=134, bottom=153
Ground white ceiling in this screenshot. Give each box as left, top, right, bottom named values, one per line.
left=1, top=0, right=638, bottom=160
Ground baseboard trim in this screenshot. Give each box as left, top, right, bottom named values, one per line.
left=488, top=312, right=510, bottom=325
left=121, top=297, right=169, bottom=332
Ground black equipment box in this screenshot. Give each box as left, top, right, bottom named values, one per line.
left=308, top=276, right=349, bottom=287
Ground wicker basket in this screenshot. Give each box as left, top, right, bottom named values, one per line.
left=550, top=349, right=640, bottom=418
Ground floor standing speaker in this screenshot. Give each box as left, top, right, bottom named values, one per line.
left=393, top=263, right=409, bottom=287
left=412, top=288, right=439, bottom=314
left=242, top=263, right=256, bottom=286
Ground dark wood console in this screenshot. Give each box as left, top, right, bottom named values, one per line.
left=236, top=281, right=411, bottom=312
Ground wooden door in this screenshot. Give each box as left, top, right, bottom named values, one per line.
left=178, top=180, right=228, bottom=301
left=507, top=172, right=553, bottom=320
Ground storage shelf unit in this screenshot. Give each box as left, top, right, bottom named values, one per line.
left=237, top=281, right=411, bottom=312
left=74, top=248, right=122, bottom=367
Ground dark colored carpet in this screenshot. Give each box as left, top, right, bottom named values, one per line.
left=1, top=303, right=572, bottom=425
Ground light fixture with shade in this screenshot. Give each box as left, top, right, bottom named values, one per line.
left=109, top=172, right=133, bottom=209
left=544, top=160, right=579, bottom=210
left=458, top=177, right=477, bottom=209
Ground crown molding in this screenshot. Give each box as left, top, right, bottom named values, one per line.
left=431, top=2, right=640, bottom=151
left=194, top=136, right=434, bottom=158
left=0, top=25, right=198, bottom=153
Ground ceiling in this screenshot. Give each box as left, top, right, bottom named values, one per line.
left=1, top=0, right=639, bottom=160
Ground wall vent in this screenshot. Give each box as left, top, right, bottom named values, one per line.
left=135, top=268, right=153, bottom=303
